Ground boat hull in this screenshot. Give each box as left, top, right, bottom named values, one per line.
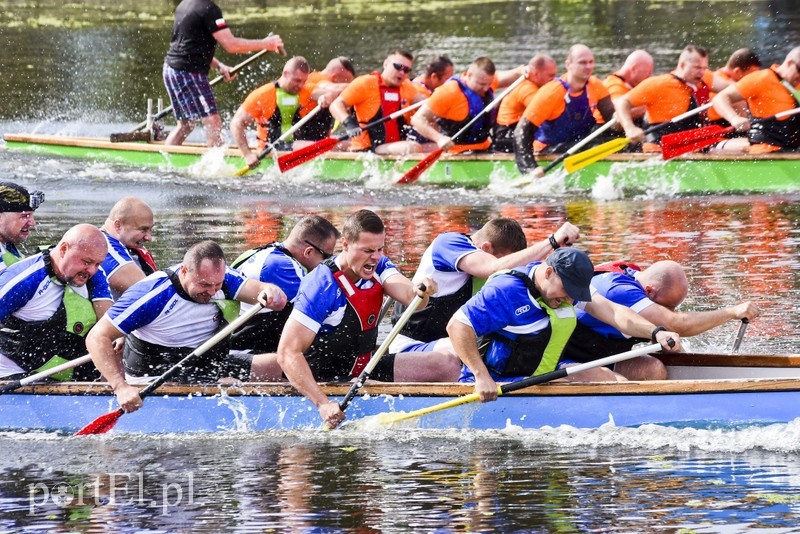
left=3, top=374, right=800, bottom=433
left=4, top=133, right=799, bottom=193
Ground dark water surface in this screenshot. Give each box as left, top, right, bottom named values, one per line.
left=1, top=0, right=800, bottom=530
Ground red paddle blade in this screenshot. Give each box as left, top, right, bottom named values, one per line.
left=396, top=148, right=443, bottom=184
left=277, top=137, right=340, bottom=172
left=74, top=408, right=124, bottom=435
left=661, top=126, right=733, bottom=160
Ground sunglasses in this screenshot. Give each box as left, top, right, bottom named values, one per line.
left=305, top=239, right=332, bottom=260
left=392, top=62, right=412, bottom=74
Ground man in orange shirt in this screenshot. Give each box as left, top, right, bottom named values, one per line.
left=412, top=56, right=454, bottom=97
left=329, top=50, right=428, bottom=155
left=616, top=45, right=717, bottom=151
left=707, top=48, right=762, bottom=126
left=514, top=44, right=615, bottom=177
left=293, top=57, right=356, bottom=145
left=230, top=56, right=310, bottom=169
left=493, top=54, right=558, bottom=152
left=712, top=47, right=800, bottom=154
left=602, top=50, right=653, bottom=124
left=410, top=56, right=498, bottom=154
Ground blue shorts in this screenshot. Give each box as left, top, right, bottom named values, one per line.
left=162, top=64, right=218, bottom=121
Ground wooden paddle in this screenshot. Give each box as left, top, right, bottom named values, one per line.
left=125, top=49, right=272, bottom=135
left=338, top=286, right=425, bottom=414
left=396, top=74, right=527, bottom=185
left=563, top=102, right=714, bottom=173
left=373, top=342, right=666, bottom=426
left=0, top=354, right=93, bottom=395
left=277, top=101, right=426, bottom=173
left=74, top=303, right=264, bottom=435
left=731, top=318, right=748, bottom=353
left=661, top=106, right=800, bottom=160
left=234, top=105, right=323, bottom=176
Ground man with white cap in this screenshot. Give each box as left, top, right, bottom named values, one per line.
left=0, top=182, right=44, bottom=272
left=446, top=247, right=683, bottom=402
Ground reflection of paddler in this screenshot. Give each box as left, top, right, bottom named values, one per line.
left=230, top=56, right=310, bottom=169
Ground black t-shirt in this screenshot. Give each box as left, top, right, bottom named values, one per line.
left=164, top=0, right=227, bottom=72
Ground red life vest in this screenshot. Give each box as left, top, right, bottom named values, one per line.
left=376, top=73, right=403, bottom=143
left=331, top=268, right=384, bottom=377
left=593, top=260, right=642, bottom=274
left=130, top=246, right=157, bottom=275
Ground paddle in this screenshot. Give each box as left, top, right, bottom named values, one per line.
left=373, top=342, right=667, bottom=426
left=731, top=318, right=748, bottom=353
left=661, top=106, right=800, bottom=160
left=541, top=117, right=618, bottom=174
left=74, top=302, right=264, bottom=436
left=396, top=74, right=527, bottom=185
left=0, top=354, right=93, bottom=395
left=277, top=100, right=426, bottom=173
left=338, top=286, right=425, bottom=414
left=234, top=105, right=323, bottom=176
left=563, top=102, right=714, bottom=173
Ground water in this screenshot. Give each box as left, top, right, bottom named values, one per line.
left=2, top=0, right=800, bottom=530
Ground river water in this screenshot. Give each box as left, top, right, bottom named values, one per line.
left=1, top=0, right=800, bottom=531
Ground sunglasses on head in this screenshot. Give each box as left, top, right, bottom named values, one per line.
left=392, top=62, right=412, bottom=74
left=304, top=239, right=332, bottom=260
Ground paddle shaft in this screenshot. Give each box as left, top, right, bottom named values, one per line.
left=380, top=343, right=664, bottom=425
left=542, top=117, right=618, bottom=173
left=340, top=100, right=426, bottom=143
left=0, top=354, right=93, bottom=395
left=732, top=319, right=749, bottom=353
left=131, top=49, right=271, bottom=132
left=339, top=287, right=426, bottom=412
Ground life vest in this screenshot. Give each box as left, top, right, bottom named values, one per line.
left=593, top=260, right=642, bottom=274
left=645, top=75, right=710, bottom=143
left=750, top=70, right=800, bottom=149
left=230, top=243, right=296, bottom=353
left=275, top=85, right=301, bottom=140
left=435, top=76, right=495, bottom=144
left=129, top=246, right=157, bottom=275
left=0, top=248, right=98, bottom=380
left=535, top=79, right=597, bottom=146
left=122, top=269, right=240, bottom=382
left=0, top=242, right=22, bottom=270
left=396, top=275, right=472, bottom=343
left=303, top=260, right=383, bottom=381
left=377, top=72, right=403, bottom=144
left=482, top=269, right=576, bottom=377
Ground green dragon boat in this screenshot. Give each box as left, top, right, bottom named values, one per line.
left=4, top=133, right=799, bottom=194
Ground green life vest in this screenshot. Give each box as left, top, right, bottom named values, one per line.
left=0, top=242, right=21, bottom=269
left=276, top=87, right=300, bottom=140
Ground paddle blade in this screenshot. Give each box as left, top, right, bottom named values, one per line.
left=661, top=126, right=734, bottom=160
left=277, top=137, right=339, bottom=172
left=396, top=148, right=443, bottom=184
left=564, top=137, right=630, bottom=174
left=234, top=165, right=252, bottom=177
left=74, top=408, right=124, bottom=435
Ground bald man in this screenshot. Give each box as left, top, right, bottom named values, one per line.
left=603, top=50, right=654, bottom=122
left=101, top=196, right=156, bottom=300
left=563, top=260, right=759, bottom=380
left=0, top=224, right=112, bottom=380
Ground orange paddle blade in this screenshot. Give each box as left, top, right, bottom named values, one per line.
left=661, top=126, right=733, bottom=160
left=396, top=148, right=443, bottom=184
left=277, top=137, right=340, bottom=172
left=74, top=408, right=124, bottom=435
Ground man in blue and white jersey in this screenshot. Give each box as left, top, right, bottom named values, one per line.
left=231, top=214, right=340, bottom=353
left=389, top=218, right=581, bottom=354
left=563, top=259, right=760, bottom=379
left=277, top=209, right=461, bottom=429
left=0, top=181, right=44, bottom=273
left=86, top=240, right=287, bottom=414
left=0, top=224, right=111, bottom=380
left=100, top=196, right=157, bottom=300
left=447, top=248, right=683, bottom=403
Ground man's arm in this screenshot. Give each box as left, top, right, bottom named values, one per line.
left=92, top=299, right=112, bottom=320
left=638, top=300, right=759, bottom=337
left=108, top=264, right=146, bottom=298
left=457, top=222, right=581, bottom=279
left=382, top=273, right=437, bottom=308
left=236, top=279, right=287, bottom=310
left=312, top=82, right=350, bottom=108
left=230, top=107, right=259, bottom=167
left=276, top=318, right=344, bottom=427
left=584, top=293, right=682, bottom=350
left=447, top=318, right=498, bottom=402
left=712, top=85, right=750, bottom=132
left=85, top=317, right=143, bottom=412
left=615, top=96, right=645, bottom=141
left=410, top=105, right=450, bottom=148
left=513, top=117, right=541, bottom=177
left=213, top=29, right=283, bottom=55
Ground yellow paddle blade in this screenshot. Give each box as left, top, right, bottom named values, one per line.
left=563, top=137, right=630, bottom=174
left=234, top=165, right=251, bottom=177
left=373, top=392, right=482, bottom=427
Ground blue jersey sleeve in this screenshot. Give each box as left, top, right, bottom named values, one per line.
left=292, top=266, right=340, bottom=331
left=107, top=275, right=172, bottom=334
left=258, top=252, right=303, bottom=301
left=0, top=258, right=46, bottom=322
left=89, top=269, right=113, bottom=302
left=459, top=275, right=519, bottom=337
left=223, top=267, right=249, bottom=299
left=430, top=232, right=478, bottom=273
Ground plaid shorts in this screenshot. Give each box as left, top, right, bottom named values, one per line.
left=162, top=63, right=218, bottom=121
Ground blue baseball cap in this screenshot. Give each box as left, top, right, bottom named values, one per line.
left=546, top=247, right=594, bottom=302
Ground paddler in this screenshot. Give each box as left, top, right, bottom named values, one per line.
left=292, top=57, right=357, bottom=147
left=0, top=181, right=44, bottom=272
